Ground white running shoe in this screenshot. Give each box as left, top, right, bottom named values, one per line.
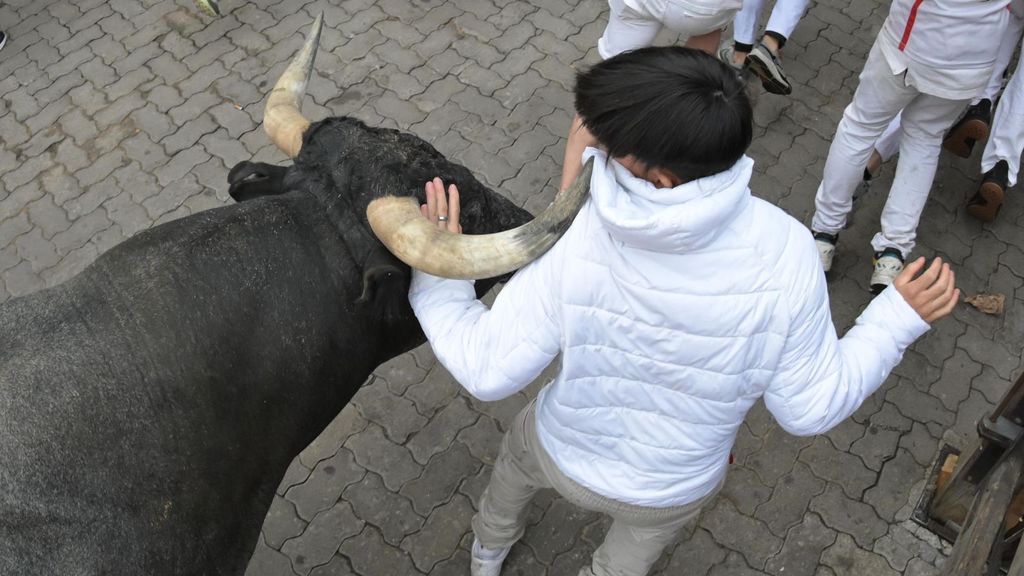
left=814, top=231, right=838, bottom=272
left=471, top=539, right=511, bottom=576
left=870, top=248, right=904, bottom=294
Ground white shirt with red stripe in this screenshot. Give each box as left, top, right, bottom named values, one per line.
left=878, top=0, right=1018, bottom=100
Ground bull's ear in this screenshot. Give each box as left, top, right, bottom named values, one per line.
left=227, top=161, right=289, bottom=202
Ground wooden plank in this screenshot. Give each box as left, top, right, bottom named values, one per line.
left=942, top=437, right=1024, bottom=576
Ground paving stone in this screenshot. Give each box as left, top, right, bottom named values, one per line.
left=755, top=461, right=826, bottom=537
left=401, top=442, right=481, bottom=517
left=709, top=551, right=768, bottom=576
left=298, top=406, right=368, bottom=469
left=872, top=523, right=942, bottom=573
left=26, top=194, right=72, bottom=239
left=402, top=493, right=476, bottom=572
left=351, top=377, right=427, bottom=444
left=899, top=422, right=940, bottom=468
left=972, top=365, right=1012, bottom=405
left=456, top=412, right=505, bottom=466
left=721, top=465, right=773, bottom=516
left=407, top=397, right=479, bottom=465
left=905, top=557, right=942, bottom=576
left=343, top=472, right=425, bottom=547
left=851, top=403, right=911, bottom=472
left=51, top=208, right=112, bottom=256
left=703, top=499, right=782, bottom=570
left=262, top=495, right=308, bottom=551
left=277, top=458, right=313, bottom=497
left=865, top=448, right=925, bottom=522
left=884, top=381, right=955, bottom=428
left=929, top=348, right=982, bottom=411
left=747, top=426, right=814, bottom=487
left=345, top=424, right=422, bottom=492
left=659, top=527, right=729, bottom=576
left=286, top=448, right=365, bottom=522
left=820, top=533, right=899, bottom=576
left=809, top=483, right=887, bottom=548
left=765, top=513, right=836, bottom=576
left=406, top=363, right=463, bottom=418
left=307, top=555, right=357, bottom=576
left=281, top=501, right=364, bottom=576
left=245, top=535, right=298, bottom=576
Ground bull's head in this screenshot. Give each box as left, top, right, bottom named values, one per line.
left=261, top=14, right=591, bottom=281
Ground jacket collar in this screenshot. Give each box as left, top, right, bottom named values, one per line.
left=585, top=147, right=754, bottom=252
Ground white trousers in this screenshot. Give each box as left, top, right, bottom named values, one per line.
left=981, top=35, right=1024, bottom=186
left=874, top=11, right=1024, bottom=163
left=598, top=0, right=741, bottom=58
left=731, top=0, right=810, bottom=45
left=812, top=42, right=968, bottom=256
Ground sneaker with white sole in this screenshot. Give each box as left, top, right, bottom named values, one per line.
left=870, top=248, right=904, bottom=294
left=747, top=42, right=792, bottom=95
left=471, top=539, right=511, bottom=576
left=814, top=231, right=838, bottom=272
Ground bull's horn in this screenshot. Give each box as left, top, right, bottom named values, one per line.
left=367, top=158, right=594, bottom=280
left=263, top=14, right=323, bottom=158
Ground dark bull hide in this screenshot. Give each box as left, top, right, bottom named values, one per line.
left=0, top=14, right=590, bottom=576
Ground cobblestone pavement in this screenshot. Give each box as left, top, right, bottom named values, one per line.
left=2, top=0, right=1022, bottom=574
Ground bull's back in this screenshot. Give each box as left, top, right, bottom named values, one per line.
left=0, top=196, right=371, bottom=575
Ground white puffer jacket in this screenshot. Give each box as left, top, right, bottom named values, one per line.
left=410, top=148, right=930, bottom=508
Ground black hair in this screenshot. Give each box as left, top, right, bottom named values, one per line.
left=574, top=46, right=753, bottom=183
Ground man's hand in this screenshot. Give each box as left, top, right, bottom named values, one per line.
left=892, top=257, right=959, bottom=324
left=421, top=177, right=462, bottom=234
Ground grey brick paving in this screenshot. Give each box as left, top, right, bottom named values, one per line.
left=2, top=0, right=1022, bottom=573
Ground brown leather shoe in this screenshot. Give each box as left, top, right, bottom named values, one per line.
left=944, top=99, right=992, bottom=158
left=966, top=160, right=1008, bottom=222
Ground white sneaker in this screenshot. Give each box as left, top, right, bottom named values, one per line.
left=813, top=231, right=838, bottom=272
left=870, top=248, right=904, bottom=294
left=471, top=539, right=511, bottom=576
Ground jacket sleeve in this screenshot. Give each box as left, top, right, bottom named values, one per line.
left=763, top=240, right=931, bottom=436
left=408, top=251, right=563, bottom=402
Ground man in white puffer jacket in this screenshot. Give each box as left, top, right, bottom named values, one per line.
left=410, top=48, right=959, bottom=576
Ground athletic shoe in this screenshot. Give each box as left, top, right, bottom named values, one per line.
left=746, top=42, right=792, bottom=95
left=966, top=159, right=1009, bottom=222
left=0, top=31, right=7, bottom=52
left=814, top=231, right=838, bottom=272
left=193, top=0, right=220, bottom=16
left=870, top=248, right=904, bottom=294
left=471, top=539, right=511, bottom=576
left=943, top=99, right=992, bottom=158
left=718, top=46, right=745, bottom=72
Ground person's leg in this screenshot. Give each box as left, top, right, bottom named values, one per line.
left=685, top=29, right=722, bottom=55
left=969, top=49, right=1024, bottom=221
left=872, top=93, right=969, bottom=258
left=596, top=0, right=663, bottom=61
left=984, top=12, right=1024, bottom=103
left=874, top=113, right=903, bottom=165
left=471, top=402, right=551, bottom=551
left=762, top=0, right=811, bottom=47
left=981, top=47, right=1024, bottom=187
left=582, top=520, right=695, bottom=576
left=812, top=43, right=916, bottom=239
left=726, top=0, right=765, bottom=66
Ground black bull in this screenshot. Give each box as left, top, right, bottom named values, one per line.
left=0, top=116, right=534, bottom=575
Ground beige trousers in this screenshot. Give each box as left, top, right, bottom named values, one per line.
left=472, top=400, right=720, bottom=576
